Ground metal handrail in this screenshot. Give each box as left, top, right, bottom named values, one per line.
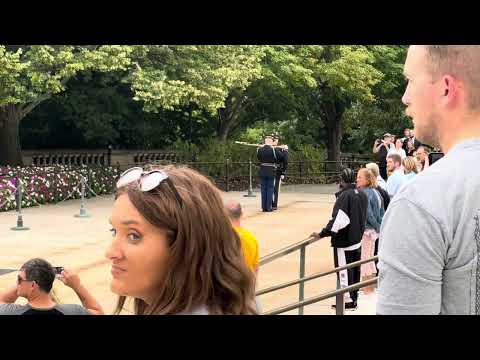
left=258, top=236, right=320, bottom=314
left=256, top=256, right=378, bottom=296
left=263, top=277, right=378, bottom=315
left=259, top=236, right=319, bottom=266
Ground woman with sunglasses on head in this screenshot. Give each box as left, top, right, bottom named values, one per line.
left=106, top=165, right=256, bottom=315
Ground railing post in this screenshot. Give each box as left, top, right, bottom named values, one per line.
left=335, top=276, right=345, bottom=315
left=225, top=158, right=230, bottom=192
left=299, top=244, right=306, bottom=315
left=86, top=169, right=91, bottom=199
left=244, top=159, right=256, bottom=197
left=74, top=176, right=89, bottom=218
left=299, top=161, right=303, bottom=183
left=108, top=145, right=112, bottom=166
left=324, top=161, right=327, bottom=183
left=11, top=178, right=30, bottom=231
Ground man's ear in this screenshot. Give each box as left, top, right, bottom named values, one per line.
left=441, top=74, right=460, bottom=107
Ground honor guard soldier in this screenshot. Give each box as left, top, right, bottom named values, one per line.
left=257, top=134, right=277, bottom=212
left=272, top=135, right=288, bottom=210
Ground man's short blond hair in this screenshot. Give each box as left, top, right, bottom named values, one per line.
left=424, top=45, right=480, bottom=109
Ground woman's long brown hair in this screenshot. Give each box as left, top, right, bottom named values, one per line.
left=114, top=165, right=256, bottom=315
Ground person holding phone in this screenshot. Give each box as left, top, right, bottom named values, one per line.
left=0, top=258, right=104, bottom=315
left=373, top=133, right=393, bottom=180
left=415, top=146, right=430, bottom=172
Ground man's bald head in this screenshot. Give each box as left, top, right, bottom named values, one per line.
left=225, top=201, right=243, bottom=221
left=422, top=45, right=480, bottom=109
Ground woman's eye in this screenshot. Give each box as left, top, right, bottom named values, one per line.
left=109, top=228, right=116, bottom=237
left=128, top=233, right=141, bottom=243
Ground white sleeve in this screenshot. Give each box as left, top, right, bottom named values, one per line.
left=331, top=209, right=350, bottom=233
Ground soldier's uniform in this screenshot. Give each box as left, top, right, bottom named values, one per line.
left=257, top=140, right=277, bottom=212
left=272, top=145, right=288, bottom=210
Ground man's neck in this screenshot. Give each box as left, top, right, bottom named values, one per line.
left=231, top=220, right=241, bottom=228
left=28, top=292, right=56, bottom=308
left=440, top=121, right=480, bottom=154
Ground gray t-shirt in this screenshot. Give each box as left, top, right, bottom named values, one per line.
left=0, top=303, right=90, bottom=315
left=377, top=139, right=480, bottom=315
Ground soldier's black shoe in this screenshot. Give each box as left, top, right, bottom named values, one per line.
left=272, top=207, right=278, bottom=210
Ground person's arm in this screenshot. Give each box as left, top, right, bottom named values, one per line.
left=386, top=177, right=397, bottom=198
left=424, top=154, right=430, bottom=169
left=377, top=198, right=445, bottom=314
left=58, top=270, right=104, bottom=315
left=282, top=150, right=288, bottom=176
left=365, top=193, right=381, bottom=232
left=372, top=140, right=382, bottom=153
left=311, top=193, right=350, bottom=239
left=0, top=286, right=19, bottom=304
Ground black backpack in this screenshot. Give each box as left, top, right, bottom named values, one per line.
left=376, top=186, right=390, bottom=211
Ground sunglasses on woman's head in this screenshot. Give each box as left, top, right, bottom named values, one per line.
left=116, top=167, right=183, bottom=206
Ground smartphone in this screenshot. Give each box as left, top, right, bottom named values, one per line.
left=428, top=152, right=444, bottom=165
left=54, top=266, right=64, bottom=275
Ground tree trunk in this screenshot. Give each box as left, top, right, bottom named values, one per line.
left=326, top=115, right=342, bottom=163
left=217, top=108, right=230, bottom=142
left=0, top=105, right=24, bottom=166
left=322, top=99, right=345, bottom=172
left=217, top=92, right=247, bottom=142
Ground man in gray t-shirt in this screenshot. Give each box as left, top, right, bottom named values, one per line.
left=378, top=45, right=480, bottom=315
left=0, top=258, right=103, bottom=315
left=0, top=303, right=89, bottom=315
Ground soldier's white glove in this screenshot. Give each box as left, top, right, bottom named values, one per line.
left=281, top=175, right=285, bottom=180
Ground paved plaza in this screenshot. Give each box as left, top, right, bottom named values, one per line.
left=0, top=184, right=376, bottom=315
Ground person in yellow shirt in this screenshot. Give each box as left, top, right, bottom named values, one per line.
left=225, top=201, right=259, bottom=274
left=225, top=201, right=262, bottom=313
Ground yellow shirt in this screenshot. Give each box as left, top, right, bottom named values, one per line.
left=234, top=226, right=259, bottom=271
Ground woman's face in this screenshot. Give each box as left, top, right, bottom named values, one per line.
left=396, top=139, right=403, bottom=149
left=356, top=171, right=368, bottom=188
left=106, top=193, right=170, bottom=303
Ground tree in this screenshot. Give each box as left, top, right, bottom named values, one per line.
left=342, top=46, right=409, bottom=154
left=229, top=45, right=385, bottom=163
left=0, top=45, right=133, bottom=165
left=217, top=45, right=319, bottom=141
left=22, top=71, right=219, bottom=151
left=309, top=46, right=384, bottom=163
left=126, top=45, right=266, bottom=142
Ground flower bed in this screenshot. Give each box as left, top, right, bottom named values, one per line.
left=0, top=165, right=121, bottom=212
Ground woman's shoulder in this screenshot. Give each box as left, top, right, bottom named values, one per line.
left=362, top=187, right=374, bottom=195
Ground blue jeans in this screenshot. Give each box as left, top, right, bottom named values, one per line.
left=260, top=176, right=275, bottom=211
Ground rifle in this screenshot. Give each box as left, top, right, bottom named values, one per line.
left=234, top=141, right=288, bottom=150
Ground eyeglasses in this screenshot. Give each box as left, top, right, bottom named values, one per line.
left=116, top=167, right=183, bottom=206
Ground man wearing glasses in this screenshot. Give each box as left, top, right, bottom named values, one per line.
left=0, top=258, right=103, bottom=315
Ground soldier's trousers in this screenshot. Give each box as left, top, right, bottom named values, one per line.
left=272, top=172, right=281, bottom=209
left=260, top=176, right=274, bottom=211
